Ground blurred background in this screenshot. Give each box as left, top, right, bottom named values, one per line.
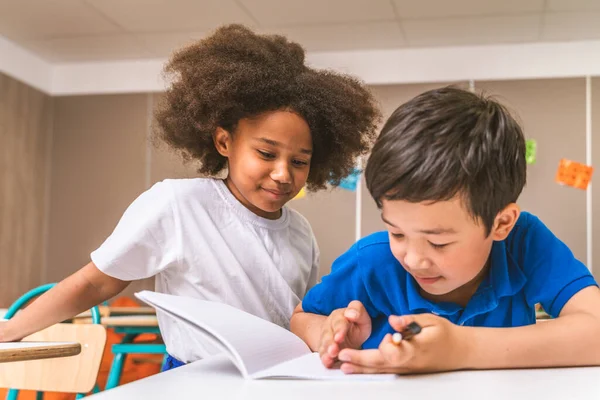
left=2, top=0, right=600, bottom=307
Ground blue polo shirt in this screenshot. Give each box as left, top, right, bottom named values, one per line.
left=302, top=212, right=597, bottom=349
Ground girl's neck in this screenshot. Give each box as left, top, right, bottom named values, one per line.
left=222, top=178, right=282, bottom=220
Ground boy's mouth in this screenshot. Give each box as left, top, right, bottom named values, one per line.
left=413, top=275, right=442, bottom=285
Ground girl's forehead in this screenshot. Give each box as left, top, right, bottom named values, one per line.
left=237, top=111, right=312, bottom=147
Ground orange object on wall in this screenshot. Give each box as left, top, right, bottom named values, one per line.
left=555, top=159, right=594, bottom=190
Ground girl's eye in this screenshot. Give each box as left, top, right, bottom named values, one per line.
left=292, top=159, right=309, bottom=166
left=258, top=150, right=275, bottom=159
left=391, top=233, right=404, bottom=239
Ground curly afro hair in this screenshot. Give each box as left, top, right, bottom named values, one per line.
left=154, top=24, right=381, bottom=191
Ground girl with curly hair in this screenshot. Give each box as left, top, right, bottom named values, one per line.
left=0, top=24, right=381, bottom=371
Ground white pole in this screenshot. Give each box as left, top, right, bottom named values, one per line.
left=355, top=169, right=363, bottom=242
left=146, top=94, right=154, bottom=189
left=469, top=80, right=475, bottom=92
left=586, top=76, right=593, bottom=272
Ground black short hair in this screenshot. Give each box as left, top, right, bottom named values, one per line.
left=365, top=86, right=526, bottom=235
left=154, top=24, right=381, bottom=190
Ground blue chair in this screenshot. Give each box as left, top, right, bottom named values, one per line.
left=104, top=325, right=166, bottom=390
left=4, top=284, right=103, bottom=400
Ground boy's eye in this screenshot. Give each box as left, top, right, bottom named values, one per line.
left=258, top=150, right=275, bottom=159
left=391, top=233, right=404, bottom=239
left=429, top=242, right=449, bottom=249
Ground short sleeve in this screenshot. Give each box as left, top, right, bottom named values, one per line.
left=91, top=181, right=181, bottom=281
left=305, top=234, right=320, bottom=292
left=518, top=214, right=597, bottom=317
left=301, top=242, right=375, bottom=316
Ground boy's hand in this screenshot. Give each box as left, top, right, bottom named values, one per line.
left=336, top=313, right=469, bottom=374
left=319, top=300, right=372, bottom=368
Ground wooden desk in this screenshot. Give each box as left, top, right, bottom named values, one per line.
left=74, top=315, right=158, bottom=327
left=74, top=306, right=156, bottom=319
left=88, top=354, right=600, bottom=400
left=0, top=342, right=81, bottom=363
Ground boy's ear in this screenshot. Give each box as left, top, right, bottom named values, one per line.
left=490, top=203, right=520, bottom=241
left=213, top=127, right=232, bottom=157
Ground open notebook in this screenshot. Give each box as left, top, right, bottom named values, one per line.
left=135, top=291, right=396, bottom=381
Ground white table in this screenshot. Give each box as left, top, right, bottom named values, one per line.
left=89, top=354, right=600, bottom=400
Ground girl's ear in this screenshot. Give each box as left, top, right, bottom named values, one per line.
left=213, top=127, right=232, bottom=157
left=490, top=203, right=520, bottom=241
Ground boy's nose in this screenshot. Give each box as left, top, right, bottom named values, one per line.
left=403, top=249, right=428, bottom=271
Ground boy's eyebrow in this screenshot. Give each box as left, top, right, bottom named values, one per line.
left=381, top=215, right=456, bottom=234
left=418, top=227, right=457, bottom=235
left=381, top=215, right=398, bottom=227
left=256, top=138, right=312, bottom=155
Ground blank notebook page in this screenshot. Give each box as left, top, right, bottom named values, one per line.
left=136, top=291, right=397, bottom=381
left=253, top=352, right=398, bottom=380
left=136, top=291, right=310, bottom=377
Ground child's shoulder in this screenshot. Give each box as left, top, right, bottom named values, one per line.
left=512, top=210, right=540, bottom=229
left=503, top=211, right=566, bottom=261
left=153, top=177, right=220, bottom=202
left=286, top=207, right=314, bottom=235
left=135, top=178, right=221, bottom=215
left=505, top=211, right=545, bottom=244
left=158, top=177, right=216, bottom=193
left=356, top=231, right=391, bottom=249
left=353, top=231, right=396, bottom=262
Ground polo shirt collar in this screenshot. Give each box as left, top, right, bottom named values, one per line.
left=405, top=240, right=527, bottom=320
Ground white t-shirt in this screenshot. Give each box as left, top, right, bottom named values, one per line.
left=91, top=178, right=319, bottom=362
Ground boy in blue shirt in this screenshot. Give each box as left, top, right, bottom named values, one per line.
left=290, top=87, right=600, bottom=374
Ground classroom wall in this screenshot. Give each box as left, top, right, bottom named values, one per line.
left=0, top=72, right=53, bottom=306
left=476, top=79, right=587, bottom=264
left=1, top=76, right=599, bottom=306
left=46, top=94, right=154, bottom=297
left=593, top=78, right=600, bottom=282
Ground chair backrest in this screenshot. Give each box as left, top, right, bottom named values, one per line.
left=0, top=323, right=106, bottom=393
left=5, top=283, right=102, bottom=325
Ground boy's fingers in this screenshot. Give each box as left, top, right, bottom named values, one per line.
left=379, top=333, right=411, bottom=365
left=319, top=326, right=335, bottom=355
left=327, top=342, right=340, bottom=358
left=338, top=348, right=384, bottom=368
left=332, top=316, right=350, bottom=343
left=346, top=300, right=366, bottom=315
left=388, top=313, right=438, bottom=331
left=346, top=301, right=370, bottom=325
left=320, top=352, right=337, bottom=368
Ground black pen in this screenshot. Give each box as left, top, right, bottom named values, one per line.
left=392, top=321, right=422, bottom=344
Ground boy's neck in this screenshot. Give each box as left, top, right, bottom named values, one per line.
left=419, top=260, right=490, bottom=308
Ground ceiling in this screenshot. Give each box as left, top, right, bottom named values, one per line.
left=1, top=0, right=600, bottom=63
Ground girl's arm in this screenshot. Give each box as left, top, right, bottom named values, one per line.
left=0, top=261, right=129, bottom=342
